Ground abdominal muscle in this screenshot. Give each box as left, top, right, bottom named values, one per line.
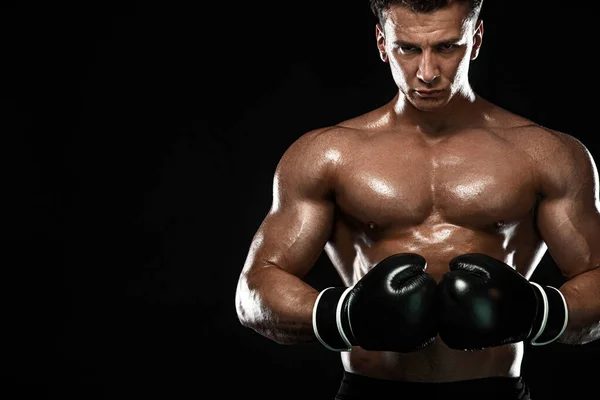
left=341, top=337, right=524, bottom=382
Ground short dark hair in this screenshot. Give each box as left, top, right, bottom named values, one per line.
left=369, top=0, right=484, bottom=26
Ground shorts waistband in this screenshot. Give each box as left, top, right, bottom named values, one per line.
left=337, top=371, right=529, bottom=399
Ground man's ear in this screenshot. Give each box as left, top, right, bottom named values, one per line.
left=470, top=18, right=484, bottom=60
left=376, top=23, right=388, bottom=63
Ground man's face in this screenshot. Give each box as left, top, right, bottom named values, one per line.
left=376, top=2, right=483, bottom=112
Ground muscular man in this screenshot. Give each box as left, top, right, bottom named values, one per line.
left=235, top=1, right=600, bottom=399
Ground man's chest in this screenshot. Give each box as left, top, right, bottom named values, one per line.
left=333, top=135, right=539, bottom=229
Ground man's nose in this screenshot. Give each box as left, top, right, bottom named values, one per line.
left=416, top=51, right=440, bottom=84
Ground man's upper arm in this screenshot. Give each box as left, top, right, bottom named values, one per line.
left=242, top=127, right=339, bottom=279
left=535, top=132, right=600, bottom=278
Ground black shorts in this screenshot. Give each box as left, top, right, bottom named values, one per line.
left=335, top=371, right=531, bottom=400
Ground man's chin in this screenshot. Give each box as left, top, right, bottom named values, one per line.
left=411, top=100, right=446, bottom=112
left=409, top=94, right=449, bottom=112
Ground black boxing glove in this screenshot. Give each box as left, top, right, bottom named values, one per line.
left=436, top=253, right=569, bottom=351
left=312, top=253, right=438, bottom=353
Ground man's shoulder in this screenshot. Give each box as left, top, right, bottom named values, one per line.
left=479, top=101, right=593, bottom=169
left=487, top=106, right=580, bottom=154
left=507, top=122, right=586, bottom=159
left=497, top=116, right=594, bottom=184
left=290, top=117, right=372, bottom=152
left=290, top=124, right=358, bottom=151
left=276, top=125, right=355, bottom=170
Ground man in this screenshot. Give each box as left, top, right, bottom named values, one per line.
left=235, top=0, right=600, bottom=399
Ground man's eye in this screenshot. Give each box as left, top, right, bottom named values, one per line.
left=439, top=44, right=455, bottom=51
left=400, top=46, right=418, bottom=53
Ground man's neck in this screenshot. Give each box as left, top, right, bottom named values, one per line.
left=392, top=88, right=482, bottom=135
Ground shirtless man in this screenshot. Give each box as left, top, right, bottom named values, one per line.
left=234, top=1, right=600, bottom=399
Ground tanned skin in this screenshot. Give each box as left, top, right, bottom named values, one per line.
left=235, top=2, right=600, bottom=382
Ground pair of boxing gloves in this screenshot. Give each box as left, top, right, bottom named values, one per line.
left=313, top=253, right=569, bottom=352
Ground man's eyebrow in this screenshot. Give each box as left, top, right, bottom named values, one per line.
left=393, top=38, right=462, bottom=47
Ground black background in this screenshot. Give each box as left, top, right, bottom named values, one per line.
left=3, top=1, right=599, bottom=399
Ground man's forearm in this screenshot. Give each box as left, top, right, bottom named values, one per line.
left=235, top=265, right=320, bottom=345
left=557, top=266, right=600, bottom=345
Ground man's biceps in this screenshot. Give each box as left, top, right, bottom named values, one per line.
left=256, top=217, right=328, bottom=263
left=535, top=198, right=573, bottom=233
left=276, top=219, right=331, bottom=260
left=536, top=201, right=600, bottom=276
left=537, top=196, right=600, bottom=235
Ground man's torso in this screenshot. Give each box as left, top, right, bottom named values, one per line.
left=317, top=101, right=563, bottom=381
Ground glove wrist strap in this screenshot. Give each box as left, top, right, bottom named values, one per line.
left=529, top=283, right=569, bottom=346
left=313, top=287, right=354, bottom=351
